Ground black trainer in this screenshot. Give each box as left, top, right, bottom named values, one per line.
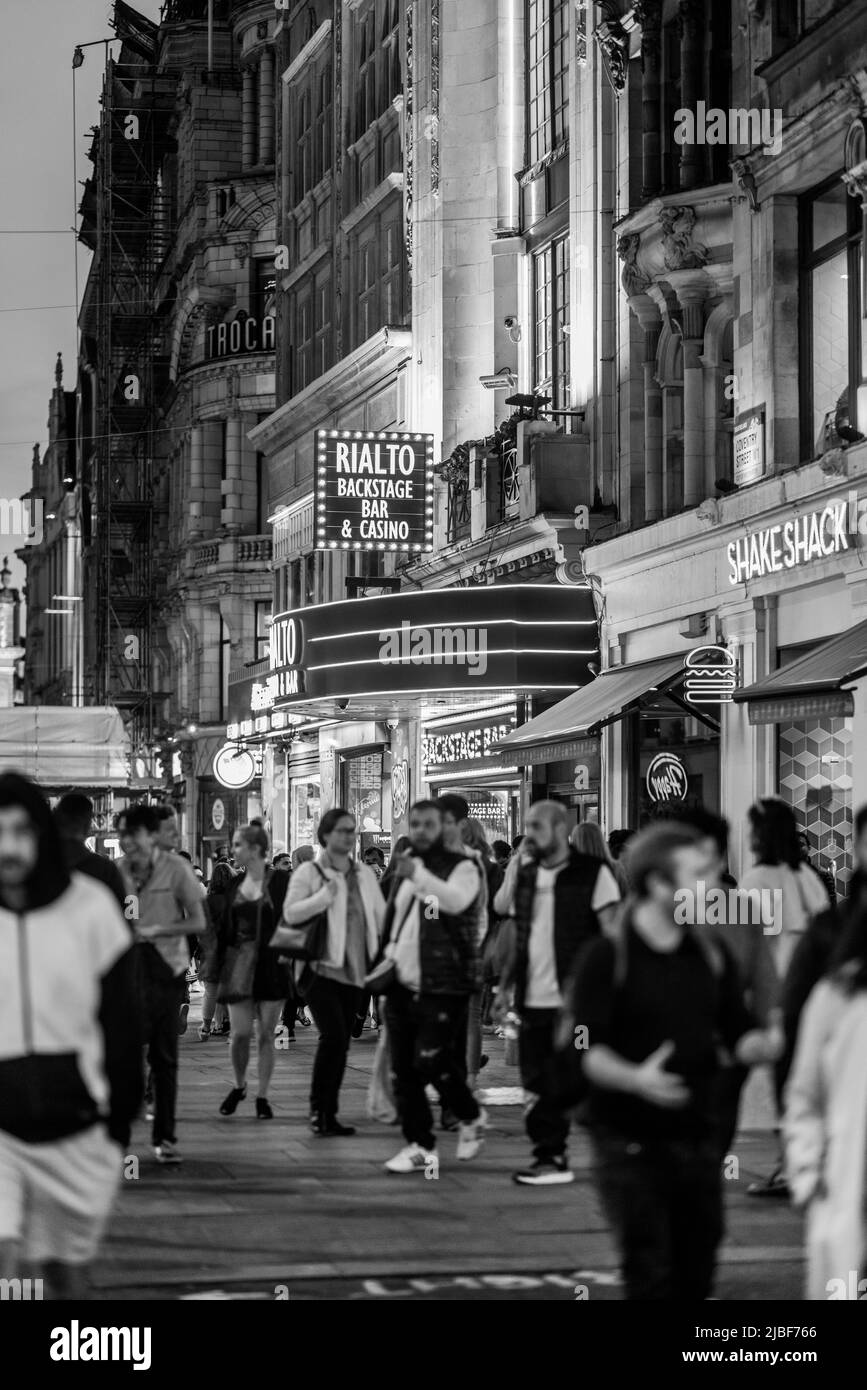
left=512, top=1156, right=575, bottom=1186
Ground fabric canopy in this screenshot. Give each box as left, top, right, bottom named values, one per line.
left=490, top=655, right=685, bottom=763
left=733, top=617, right=867, bottom=725
left=0, top=707, right=130, bottom=788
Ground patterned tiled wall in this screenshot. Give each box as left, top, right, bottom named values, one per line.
left=778, top=718, right=853, bottom=900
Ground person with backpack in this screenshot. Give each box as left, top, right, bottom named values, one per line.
left=568, top=821, right=784, bottom=1300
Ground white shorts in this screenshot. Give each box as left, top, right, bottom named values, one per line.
left=0, top=1124, right=122, bottom=1265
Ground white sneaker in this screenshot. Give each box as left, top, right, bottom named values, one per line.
left=456, top=1106, right=488, bottom=1161
left=384, top=1143, right=435, bottom=1174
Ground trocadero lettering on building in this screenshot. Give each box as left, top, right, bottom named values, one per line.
left=206, top=313, right=275, bottom=360
left=315, top=429, right=435, bottom=553
left=727, top=502, right=849, bottom=585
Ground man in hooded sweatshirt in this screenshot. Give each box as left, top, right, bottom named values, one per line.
left=0, top=772, right=142, bottom=1299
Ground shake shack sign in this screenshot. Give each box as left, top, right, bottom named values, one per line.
left=227, top=586, right=598, bottom=715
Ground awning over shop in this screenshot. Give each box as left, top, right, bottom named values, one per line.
left=490, top=655, right=685, bottom=764
left=733, top=618, right=867, bottom=725
left=0, top=707, right=131, bottom=787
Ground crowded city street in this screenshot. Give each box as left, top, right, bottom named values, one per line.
left=2, top=0, right=867, bottom=1370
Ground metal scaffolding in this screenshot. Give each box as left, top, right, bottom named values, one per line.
left=79, top=14, right=174, bottom=762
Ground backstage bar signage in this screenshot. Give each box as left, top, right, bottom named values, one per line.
left=315, top=429, right=435, bottom=553
left=206, top=312, right=276, bottom=360
left=423, top=709, right=519, bottom=776
left=227, top=585, right=598, bottom=722
left=727, top=500, right=850, bottom=585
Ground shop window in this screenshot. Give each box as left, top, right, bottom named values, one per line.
left=341, top=750, right=384, bottom=850
left=629, top=697, right=721, bottom=827
left=526, top=0, right=569, bottom=167
left=800, top=176, right=865, bottom=460
left=532, top=235, right=570, bottom=408
left=292, top=777, right=321, bottom=849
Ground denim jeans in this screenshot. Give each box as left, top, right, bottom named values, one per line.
left=385, top=985, right=479, bottom=1150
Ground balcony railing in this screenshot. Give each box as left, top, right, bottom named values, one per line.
left=189, top=534, right=273, bottom=571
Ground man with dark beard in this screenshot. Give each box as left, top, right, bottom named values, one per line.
left=0, top=773, right=142, bottom=1299
left=380, top=800, right=486, bottom=1174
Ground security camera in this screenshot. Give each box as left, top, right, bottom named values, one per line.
left=504, top=316, right=518, bottom=329
left=337, top=699, right=349, bottom=711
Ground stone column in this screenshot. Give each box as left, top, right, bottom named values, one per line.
left=258, top=51, right=275, bottom=166
left=242, top=67, right=257, bottom=168
left=189, top=429, right=204, bottom=535
left=222, top=416, right=243, bottom=533
left=635, top=301, right=663, bottom=521
left=635, top=2, right=662, bottom=199
left=679, top=286, right=707, bottom=508
left=202, top=422, right=223, bottom=527
left=678, top=1, right=704, bottom=192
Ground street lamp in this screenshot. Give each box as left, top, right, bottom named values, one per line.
left=71, top=39, right=113, bottom=69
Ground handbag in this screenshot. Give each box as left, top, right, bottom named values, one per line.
left=363, top=889, right=416, bottom=996
left=269, top=864, right=330, bottom=962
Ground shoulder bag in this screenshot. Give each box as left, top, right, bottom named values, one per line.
left=269, top=863, right=331, bottom=962
left=363, top=891, right=417, bottom=996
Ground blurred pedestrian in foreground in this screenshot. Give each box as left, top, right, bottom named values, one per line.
left=54, top=791, right=128, bottom=913
left=572, top=821, right=783, bottom=1300
left=0, top=772, right=141, bottom=1298
left=571, top=820, right=630, bottom=899
left=784, top=887, right=867, bottom=1299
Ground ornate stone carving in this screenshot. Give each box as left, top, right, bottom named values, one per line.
left=731, top=158, right=759, bottom=212
left=594, top=4, right=629, bottom=95
left=616, top=233, right=651, bottom=296
left=575, top=1, right=588, bottom=67
left=659, top=205, right=709, bottom=270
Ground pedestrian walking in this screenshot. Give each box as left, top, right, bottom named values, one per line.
left=210, top=824, right=291, bottom=1120
left=53, top=791, right=128, bottom=914
left=273, top=809, right=384, bottom=1136
left=740, top=797, right=829, bottom=1197
left=571, top=821, right=783, bottom=1300
left=379, top=799, right=486, bottom=1174
left=117, top=804, right=206, bottom=1165
left=784, top=883, right=867, bottom=1299
left=0, top=773, right=142, bottom=1298
left=498, top=800, right=621, bottom=1185
left=201, top=859, right=237, bottom=1038
left=572, top=820, right=630, bottom=899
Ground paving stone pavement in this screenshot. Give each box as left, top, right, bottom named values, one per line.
left=94, top=991, right=806, bottom=1300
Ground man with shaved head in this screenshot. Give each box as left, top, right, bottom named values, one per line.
left=500, top=801, right=620, bottom=1185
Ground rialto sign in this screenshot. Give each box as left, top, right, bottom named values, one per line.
left=727, top=501, right=849, bottom=585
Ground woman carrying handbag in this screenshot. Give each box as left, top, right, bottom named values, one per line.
left=273, top=808, right=384, bottom=1136
left=213, top=823, right=292, bottom=1119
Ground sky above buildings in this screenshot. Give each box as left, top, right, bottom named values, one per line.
left=0, top=0, right=163, bottom=591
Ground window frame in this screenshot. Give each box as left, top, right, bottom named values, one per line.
left=531, top=232, right=570, bottom=409
left=525, top=0, right=570, bottom=168
left=799, top=175, right=864, bottom=461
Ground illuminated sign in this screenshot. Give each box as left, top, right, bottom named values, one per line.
left=727, top=502, right=849, bottom=585
left=391, top=758, right=410, bottom=821
left=423, top=717, right=517, bottom=770
left=646, top=753, right=688, bottom=803
left=315, top=429, right=434, bottom=553
left=213, top=744, right=257, bottom=790
left=212, top=798, right=226, bottom=830
left=206, top=314, right=275, bottom=360
left=683, top=646, right=738, bottom=705
left=228, top=587, right=598, bottom=718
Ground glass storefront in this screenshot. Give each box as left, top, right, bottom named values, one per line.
left=429, top=782, right=519, bottom=844
left=340, top=749, right=385, bottom=857
left=291, top=775, right=321, bottom=851
left=631, top=704, right=721, bottom=826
